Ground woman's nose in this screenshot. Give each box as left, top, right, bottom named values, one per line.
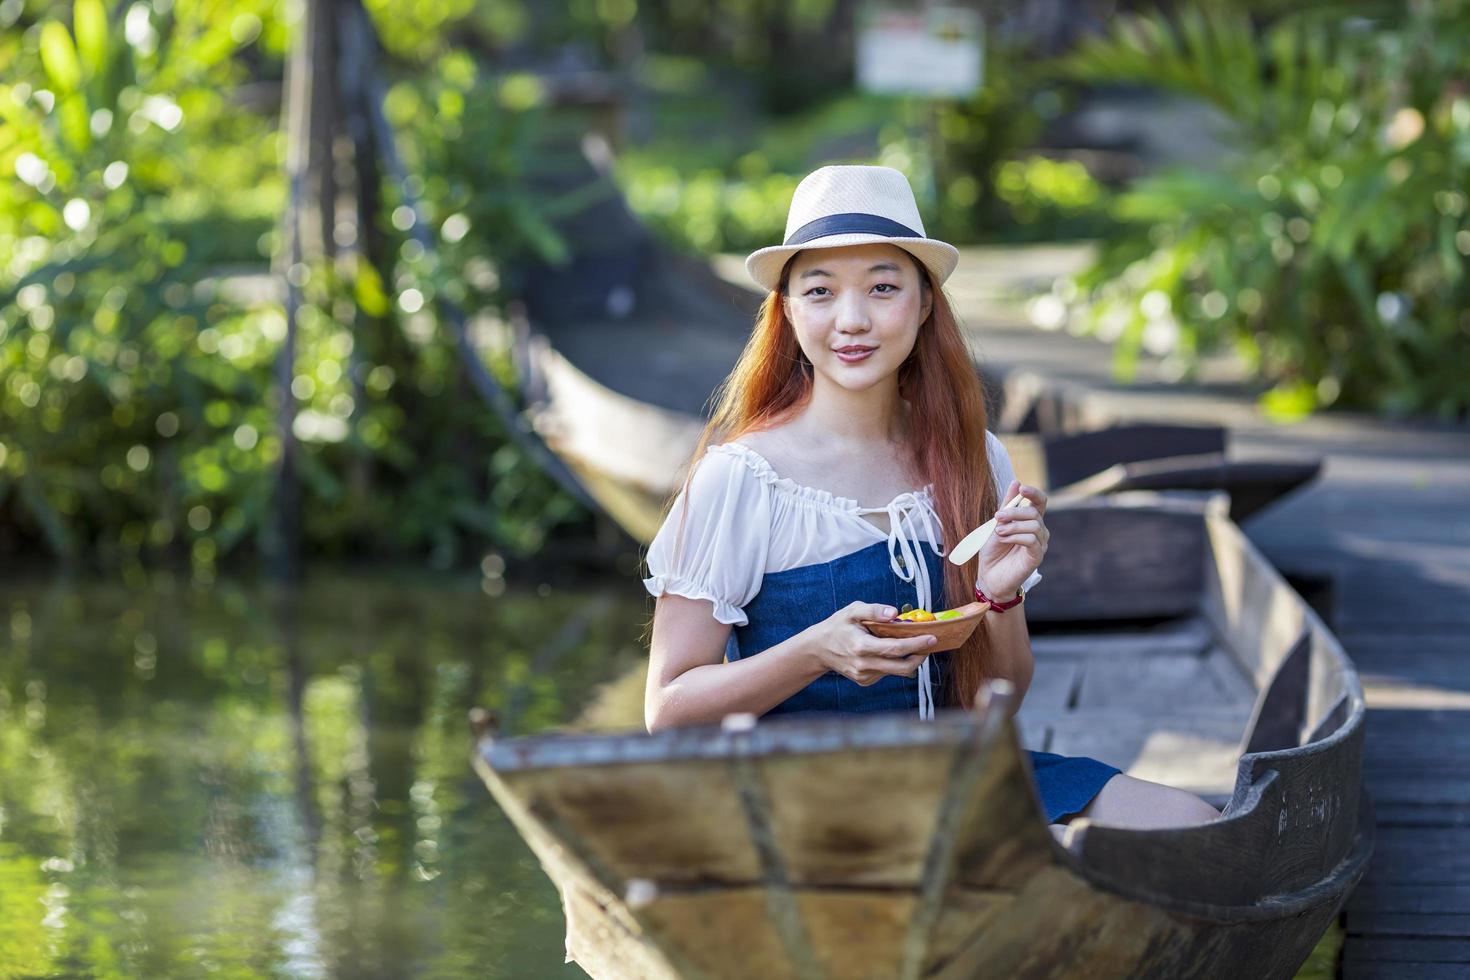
left=835, top=292, right=871, bottom=332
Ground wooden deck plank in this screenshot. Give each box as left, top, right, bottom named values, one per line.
left=1340, top=937, right=1470, bottom=963
left=1343, top=962, right=1470, bottom=980
left=1343, top=913, right=1470, bottom=937
left=1357, top=830, right=1470, bottom=885
left=1360, top=775, right=1470, bottom=806
left=1348, top=885, right=1470, bottom=915
left=1368, top=805, right=1470, bottom=829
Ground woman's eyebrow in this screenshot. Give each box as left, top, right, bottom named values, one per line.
left=798, top=262, right=903, bottom=279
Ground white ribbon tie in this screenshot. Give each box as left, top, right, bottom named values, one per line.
left=873, top=492, right=947, bottom=722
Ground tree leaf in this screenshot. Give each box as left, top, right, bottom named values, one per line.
left=39, top=21, right=83, bottom=94
left=74, top=0, right=109, bottom=77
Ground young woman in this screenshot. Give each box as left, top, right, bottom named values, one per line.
left=641, top=165, right=1218, bottom=833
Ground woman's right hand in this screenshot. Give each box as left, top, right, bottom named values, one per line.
left=803, top=601, right=939, bottom=686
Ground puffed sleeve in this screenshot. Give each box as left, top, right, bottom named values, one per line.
left=985, top=430, right=1044, bottom=593
left=643, top=447, right=771, bottom=626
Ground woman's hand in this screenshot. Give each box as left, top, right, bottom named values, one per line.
left=803, top=601, right=938, bottom=686
left=977, top=479, right=1049, bottom=599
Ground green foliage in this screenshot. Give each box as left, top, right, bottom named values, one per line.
left=931, top=38, right=1113, bottom=245
left=0, top=0, right=287, bottom=564
left=362, top=0, right=531, bottom=62
left=616, top=35, right=1115, bottom=257
left=1293, top=919, right=1344, bottom=979
left=1056, top=1, right=1470, bottom=420
left=0, top=4, right=593, bottom=568
left=614, top=86, right=884, bottom=254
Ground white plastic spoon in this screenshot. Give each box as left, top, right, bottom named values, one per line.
left=948, top=490, right=1030, bottom=566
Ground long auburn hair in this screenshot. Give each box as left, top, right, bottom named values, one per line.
left=664, top=250, right=1000, bottom=709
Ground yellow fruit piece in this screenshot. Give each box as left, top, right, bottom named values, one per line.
left=897, top=609, right=936, bottom=622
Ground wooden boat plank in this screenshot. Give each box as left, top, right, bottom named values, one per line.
left=1076, top=709, right=1367, bottom=910
left=929, top=863, right=1344, bottom=980
left=628, top=888, right=805, bottom=980
left=503, top=763, right=766, bottom=883
left=1200, top=515, right=1308, bottom=689
left=924, top=888, right=1015, bottom=973
left=1055, top=454, right=1322, bottom=522
left=1016, top=716, right=1052, bottom=752
left=559, top=879, right=684, bottom=980
left=1021, top=499, right=1206, bottom=623
left=1028, top=618, right=1214, bottom=659
left=1040, top=423, right=1226, bottom=489
left=1307, top=625, right=1357, bottom=726
left=1039, top=711, right=1245, bottom=796
left=1206, top=643, right=1268, bottom=705
left=798, top=891, right=915, bottom=979
left=759, top=743, right=960, bottom=885
left=1242, top=632, right=1311, bottom=754
left=1017, top=660, right=1080, bottom=711
left=1073, top=651, right=1257, bottom=712
left=943, top=727, right=1056, bottom=894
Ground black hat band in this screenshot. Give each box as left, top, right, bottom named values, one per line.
left=784, top=212, right=922, bottom=246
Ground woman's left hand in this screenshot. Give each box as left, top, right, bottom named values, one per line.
left=976, top=479, right=1049, bottom=600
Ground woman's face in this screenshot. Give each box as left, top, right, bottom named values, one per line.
left=783, top=242, right=932, bottom=393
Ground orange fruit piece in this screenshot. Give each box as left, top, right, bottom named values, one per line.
left=897, top=608, right=936, bottom=622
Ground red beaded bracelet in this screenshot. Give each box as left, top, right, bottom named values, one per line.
left=975, top=582, right=1025, bottom=613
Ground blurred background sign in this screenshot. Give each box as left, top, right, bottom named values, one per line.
left=856, top=2, right=984, bottom=98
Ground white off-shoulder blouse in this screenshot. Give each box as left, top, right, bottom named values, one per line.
left=643, top=428, right=1044, bottom=629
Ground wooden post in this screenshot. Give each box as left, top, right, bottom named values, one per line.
left=272, top=0, right=341, bottom=582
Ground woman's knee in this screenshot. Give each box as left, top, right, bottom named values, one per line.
left=1081, top=774, right=1220, bottom=829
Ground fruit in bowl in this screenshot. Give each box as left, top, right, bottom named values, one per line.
left=860, top=600, right=990, bottom=652
left=896, top=608, right=936, bottom=622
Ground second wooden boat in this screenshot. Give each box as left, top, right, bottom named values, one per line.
left=504, top=137, right=1319, bottom=543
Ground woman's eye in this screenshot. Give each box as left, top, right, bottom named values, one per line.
left=804, top=284, right=898, bottom=297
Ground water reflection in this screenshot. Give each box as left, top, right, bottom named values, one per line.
left=0, top=570, right=649, bottom=978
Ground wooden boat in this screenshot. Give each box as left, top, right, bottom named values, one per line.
left=472, top=490, right=1372, bottom=979
left=507, top=140, right=1318, bottom=543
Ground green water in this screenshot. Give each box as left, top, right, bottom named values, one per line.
left=0, top=571, right=651, bottom=979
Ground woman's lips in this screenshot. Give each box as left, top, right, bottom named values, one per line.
left=834, top=346, right=876, bottom=363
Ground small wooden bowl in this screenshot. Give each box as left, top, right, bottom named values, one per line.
left=859, top=601, right=990, bottom=652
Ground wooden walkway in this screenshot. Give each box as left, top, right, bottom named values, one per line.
left=924, top=244, right=1470, bottom=978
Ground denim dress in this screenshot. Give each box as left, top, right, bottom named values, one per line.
left=728, top=538, right=1121, bottom=824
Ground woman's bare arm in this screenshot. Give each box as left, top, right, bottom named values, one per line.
left=644, top=594, right=938, bottom=732
left=979, top=604, right=1034, bottom=706
left=644, top=594, right=825, bottom=731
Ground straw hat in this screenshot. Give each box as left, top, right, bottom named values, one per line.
left=744, top=164, right=959, bottom=293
